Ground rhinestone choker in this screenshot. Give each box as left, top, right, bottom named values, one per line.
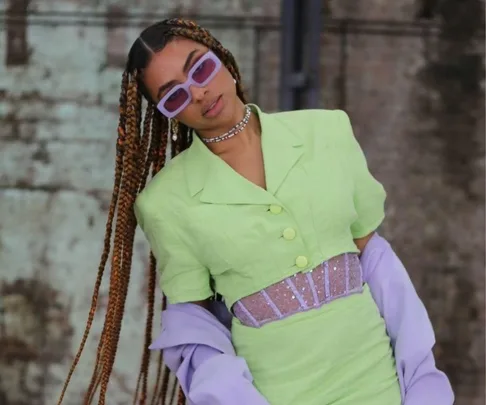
left=201, top=105, right=252, bottom=144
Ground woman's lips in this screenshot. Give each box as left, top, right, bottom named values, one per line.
left=203, top=95, right=223, bottom=118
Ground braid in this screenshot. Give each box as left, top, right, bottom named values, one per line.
left=97, top=72, right=141, bottom=404
left=56, top=69, right=130, bottom=405
left=84, top=69, right=133, bottom=404
left=178, top=386, right=186, bottom=405
left=138, top=104, right=155, bottom=192
left=136, top=253, right=157, bottom=404
left=57, top=17, right=246, bottom=405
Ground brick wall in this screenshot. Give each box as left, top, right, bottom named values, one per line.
left=0, top=1, right=484, bottom=404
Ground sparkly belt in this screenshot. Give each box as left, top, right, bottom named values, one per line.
left=232, top=253, right=363, bottom=328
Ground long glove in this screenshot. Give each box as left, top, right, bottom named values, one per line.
left=149, top=302, right=270, bottom=405
left=361, top=233, right=454, bottom=405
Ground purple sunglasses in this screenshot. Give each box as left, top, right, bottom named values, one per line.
left=157, top=51, right=222, bottom=118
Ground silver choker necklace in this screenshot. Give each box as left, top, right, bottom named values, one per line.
left=201, top=105, right=252, bottom=144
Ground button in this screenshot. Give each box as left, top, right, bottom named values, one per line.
left=295, top=256, right=309, bottom=269
left=269, top=204, right=282, bottom=214
left=283, top=227, right=296, bottom=240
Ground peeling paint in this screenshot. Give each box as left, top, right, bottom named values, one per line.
left=0, top=279, right=74, bottom=405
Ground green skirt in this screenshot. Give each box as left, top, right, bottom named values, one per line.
left=231, top=285, right=401, bottom=405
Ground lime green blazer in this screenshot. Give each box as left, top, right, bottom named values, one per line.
left=134, top=105, right=386, bottom=308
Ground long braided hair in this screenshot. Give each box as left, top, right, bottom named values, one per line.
left=56, top=18, right=247, bottom=405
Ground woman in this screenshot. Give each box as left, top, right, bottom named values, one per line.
left=57, top=18, right=453, bottom=405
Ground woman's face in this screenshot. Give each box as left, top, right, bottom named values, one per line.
left=143, top=37, right=240, bottom=132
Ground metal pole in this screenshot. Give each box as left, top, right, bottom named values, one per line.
left=279, top=0, right=322, bottom=111
left=279, top=0, right=297, bottom=111
left=338, top=20, right=348, bottom=110
left=306, top=0, right=322, bottom=108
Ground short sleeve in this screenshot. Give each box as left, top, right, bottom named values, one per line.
left=134, top=196, right=213, bottom=304
left=337, top=110, right=387, bottom=238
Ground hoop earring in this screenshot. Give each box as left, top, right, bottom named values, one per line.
left=168, top=118, right=177, bottom=141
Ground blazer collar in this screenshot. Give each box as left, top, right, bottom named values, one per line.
left=184, top=104, right=304, bottom=205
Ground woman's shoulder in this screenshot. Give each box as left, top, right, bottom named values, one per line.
left=269, top=108, right=353, bottom=147
left=271, top=107, right=343, bottom=124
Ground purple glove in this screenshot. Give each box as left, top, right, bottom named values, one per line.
left=149, top=303, right=270, bottom=405
left=361, top=233, right=454, bottom=405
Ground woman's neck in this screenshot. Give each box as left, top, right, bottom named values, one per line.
left=205, top=110, right=261, bottom=156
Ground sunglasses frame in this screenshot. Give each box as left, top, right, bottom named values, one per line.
left=157, top=51, right=222, bottom=118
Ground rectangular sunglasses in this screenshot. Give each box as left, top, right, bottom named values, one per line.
left=157, top=50, right=222, bottom=118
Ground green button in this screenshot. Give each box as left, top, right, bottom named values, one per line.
left=269, top=204, right=282, bottom=214
left=295, top=255, right=308, bottom=269
left=283, top=227, right=296, bottom=240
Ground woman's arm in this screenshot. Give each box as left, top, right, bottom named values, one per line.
left=151, top=302, right=270, bottom=405
left=335, top=110, right=452, bottom=402
left=358, top=232, right=454, bottom=405
left=134, top=194, right=268, bottom=404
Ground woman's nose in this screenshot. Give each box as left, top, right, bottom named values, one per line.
left=189, top=85, right=207, bottom=102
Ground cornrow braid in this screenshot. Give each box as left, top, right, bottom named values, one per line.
left=167, top=24, right=246, bottom=94
left=57, top=17, right=248, bottom=405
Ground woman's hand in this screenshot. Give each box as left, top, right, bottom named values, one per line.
left=354, top=231, right=375, bottom=254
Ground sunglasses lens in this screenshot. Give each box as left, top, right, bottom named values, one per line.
left=164, top=88, right=189, bottom=113
left=192, top=58, right=217, bottom=84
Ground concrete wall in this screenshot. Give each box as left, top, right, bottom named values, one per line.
left=0, top=1, right=484, bottom=404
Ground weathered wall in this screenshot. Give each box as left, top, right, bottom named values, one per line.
left=0, top=1, right=484, bottom=404
left=327, top=3, right=485, bottom=405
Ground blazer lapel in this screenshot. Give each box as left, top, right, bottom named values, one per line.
left=257, top=106, right=304, bottom=195
left=183, top=105, right=305, bottom=205
left=184, top=131, right=274, bottom=205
